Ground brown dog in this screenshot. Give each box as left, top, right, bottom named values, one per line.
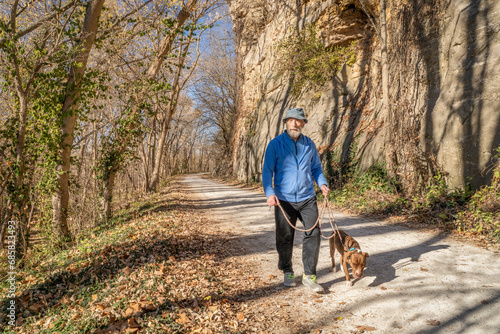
left=329, top=229, right=369, bottom=286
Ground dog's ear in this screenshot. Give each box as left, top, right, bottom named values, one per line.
left=364, top=252, right=370, bottom=259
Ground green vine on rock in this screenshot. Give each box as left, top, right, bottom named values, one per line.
left=275, top=24, right=357, bottom=97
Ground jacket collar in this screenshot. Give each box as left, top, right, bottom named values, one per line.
left=279, top=131, right=307, bottom=163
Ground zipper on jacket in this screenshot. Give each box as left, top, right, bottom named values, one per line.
left=295, top=138, right=299, bottom=201
left=296, top=164, right=298, bottom=202
left=294, top=145, right=299, bottom=202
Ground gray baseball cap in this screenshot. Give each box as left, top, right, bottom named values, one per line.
left=283, top=107, right=308, bottom=123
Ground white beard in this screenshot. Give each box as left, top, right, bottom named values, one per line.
left=287, top=128, right=302, bottom=139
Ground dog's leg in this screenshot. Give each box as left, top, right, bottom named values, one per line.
left=330, top=239, right=336, bottom=272
left=342, top=253, right=352, bottom=286
left=334, top=237, right=344, bottom=273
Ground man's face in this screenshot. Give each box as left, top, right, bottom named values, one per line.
left=286, top=118, right=305, bottom=139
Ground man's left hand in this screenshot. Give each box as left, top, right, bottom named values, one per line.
left=321, top=184, right=330, bottom=197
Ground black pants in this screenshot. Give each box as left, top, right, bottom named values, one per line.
left=274, top=196, right=320, bottom=276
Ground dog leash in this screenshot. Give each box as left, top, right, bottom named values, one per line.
left=276, top=199, right=342, bottom=240
left=319, top=199, right=343, bottom=240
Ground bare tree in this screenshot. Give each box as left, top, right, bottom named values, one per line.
left=147, top=11, right=215, bottom=192
left=99, top=0, right=200, bottom=220
left=193, top=24, right=238, bottom=174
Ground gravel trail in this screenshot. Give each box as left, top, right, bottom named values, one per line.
left=180, top=174, right=500, bottom=334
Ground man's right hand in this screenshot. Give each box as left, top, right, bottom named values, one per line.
left=267, top=195, right=279, bottom=206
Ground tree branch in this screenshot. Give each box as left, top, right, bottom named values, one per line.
left=358, top=0, right=381, bottom=40
left=94, top=0, right=154, bottom=41
left=0, top=1, right=76, bottom=47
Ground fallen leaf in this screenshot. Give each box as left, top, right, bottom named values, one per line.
left=28, top=303, right=43, bottom=312
left=95, top=324, right=120, bottom=333
left=176, top=313, right=191, bottom=324
left=335, top=317, right=343, bottom=321
left=420, top=267, right=429, bottom=272
left=128, top=317, right=141, bottom=328
left=426, top=319, right=441, bottom=326
left=122, top=308, right=136, bottom=318
left=315, top=299, right=323, bottom=303
left=237, top=313, right=245, bottom=321
left=356, top=325, right=376, bottom=331
left=380, top=286, right=387, bottom=290
left=92, top=294, right=98, bottom=301
left=139, top=301, right=156, bottom=312
left=192, top=299, right=199, bottom=308
left=95, top=303, right=106, bottom=311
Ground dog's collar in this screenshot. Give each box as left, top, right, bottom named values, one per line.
left=349, top=247, right=362, bottom=253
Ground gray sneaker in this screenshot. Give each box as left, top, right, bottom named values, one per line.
left=302, top=274, right=325, bottom=294
left=284, top=272, right=296, bottom=287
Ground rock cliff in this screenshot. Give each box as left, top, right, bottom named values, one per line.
left=228, top=0, right=500, bottom=190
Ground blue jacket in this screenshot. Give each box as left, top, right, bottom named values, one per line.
left=262, top=131, right=328, bottom=202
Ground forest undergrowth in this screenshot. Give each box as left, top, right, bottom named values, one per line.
left=324, top=148, right=500, bottom=247
left=0, top=180, right=288, bottom=333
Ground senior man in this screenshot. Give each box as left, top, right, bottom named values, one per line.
left=262, top=107, right=330, bottom=293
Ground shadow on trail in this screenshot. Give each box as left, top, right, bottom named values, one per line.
left=368, top=235, right=449, bottom=287
left=283, top=285, right=500, bottom=334
left=416, top=291, right=500, bottom=334
left=314, top=234, right=450, bottom=288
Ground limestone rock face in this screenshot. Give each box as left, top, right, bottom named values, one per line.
left=228, top=0, right=500, bottom=190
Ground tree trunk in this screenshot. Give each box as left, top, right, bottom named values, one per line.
left=0, top=199, right=12, bottom=250
left=13, top=78, right=29, bottom=257
left=51, top=0, right=105, bottom=241
left=139, top=141, right=150, bottom=192
left=9, top=0, right=29, bottom=254
left=101, top=169, right=117, bottom=223
left=149, top=32, right=194, bottom=192
left=379, top=0, right=392, bottom=172
left=145, top=0, right=197, bottom=78
left=149, top=123, right=169, bottom=192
